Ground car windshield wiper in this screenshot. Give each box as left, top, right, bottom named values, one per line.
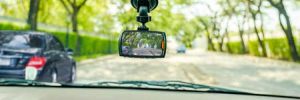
left=87, top=80, right=245, bottom=93
left=0, top=79, right=61, bottom=86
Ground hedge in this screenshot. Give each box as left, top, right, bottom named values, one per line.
left=226, top=42, right=245, bottom=54
left=49, top=31, right=118, bottom=56
left=265, top=38, right=292, bottom=60
left=0, top=23, right=28, bottom=30
left=224, top=37, right=300, bottom=60
left=0, top=22, right=118, bottom=58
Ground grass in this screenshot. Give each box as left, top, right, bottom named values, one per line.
left=74, top=54, right=106, bottom=62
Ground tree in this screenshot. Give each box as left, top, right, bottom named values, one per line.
left=267, top=0, right=299, bottom=61
left=60, top=0, right=88, bottom=55
left=246, top=0, right=267, bottom=57
left=216, top=16, right=230, bottom=52
left=60, top=0, right=88, bottom=33
left=237, top=12, right=248, bottom=54
left=0, top=0, right=29, bottom=20
left=218, top=1, right=234, bottom=53
left=27, top=0, right=41, bottom=30
left=181, top=19, right=203, bottom=48
left=211, top=12, right=225, bottom=52
left=196, top=3, right=219, bottom=51
left=37, top=0, right=66, bottom=27
left=222, top=0, right=248, bottom=54
left=198, top=17, right=216, bottom=51
left=225, top=23, right=232, bottom=53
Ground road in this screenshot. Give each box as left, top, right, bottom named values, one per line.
left=77, top=49, right=300, bottom=97
left=131, top=48, right=163, bottom=56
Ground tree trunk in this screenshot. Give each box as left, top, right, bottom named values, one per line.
left=206, top=30, right=215, bottom=51
left=267, top=0, right=299, bottom=61
left=226, top=33, right=232, bottom=53
left=259, top=13, right=266, bottom=39
left=219, top=36, right=225, bottom=52
left=27, top=0, right=40, bottom=30
left=71, top=10, right=81, bottom=55
left=71, top=11, right=79, bottom=33
left=221, top=19, right=230, bottom=52
left=252, top=16, right=267, bottom=57
left=237, top=17, right=247, bottom=54
left=279, top=11, right=299, bottom=61
left=238, top=30, right=247, bottom=54
left=216, top=28, right=224, bottom=52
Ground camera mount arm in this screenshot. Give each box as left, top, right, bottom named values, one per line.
left=131, top=0, right=158, bottom=31
left=137, top=6, right=151, bottom=30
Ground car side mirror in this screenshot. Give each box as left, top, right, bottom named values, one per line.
left=65, top=48, right=74, bottom=55
left=119, top=30, right=167, bottom=58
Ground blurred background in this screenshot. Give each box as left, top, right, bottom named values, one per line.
left=0, top=0, right=300, bottom=61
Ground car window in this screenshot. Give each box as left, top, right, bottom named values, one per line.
left=48, top=36, right=64, bottom=51
left=0, top=32, right=43, bottom=49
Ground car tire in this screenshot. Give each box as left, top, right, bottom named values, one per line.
left=36, top=64, right=58, bottom=83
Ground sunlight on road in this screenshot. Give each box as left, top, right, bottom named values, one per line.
left=258, top=70, right=300, bottom=85
left=76, top=49, right=300, bottom=96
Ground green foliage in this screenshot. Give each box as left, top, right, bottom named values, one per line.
left=264, top=38, right=291, bottom=60
left=225, top=37, right=300, bottom=60
left=248, top=41, right=261, bottom=56
left=0, top=22, right=29, bottom=30
left=41, top=31, right=118, bottom=57
left=0, top=0, right=29, bottom=20
left=207, top=46, right=213, bottom=51
left=38, top=0, right=66, bottom=27
left=226, top=41, right=244, bottom=54
left=297, top=39, right=300, bottom=55
left=74, top=54, right=105, bottom=62
left=212, top=43, right=220, bottom=51
left=0, top=0, right=200, bottom=41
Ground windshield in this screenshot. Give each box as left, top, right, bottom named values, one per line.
left=0, top=0, right=300, bottom=98
left=0, top=32, right=43, bottom=49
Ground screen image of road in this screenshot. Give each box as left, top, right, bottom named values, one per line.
left=121, top=31, right=164, bottom=56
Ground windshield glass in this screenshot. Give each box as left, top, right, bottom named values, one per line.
left=0, top=32, right=43, bottom=49
left=0, top=0, right=300, bottom=98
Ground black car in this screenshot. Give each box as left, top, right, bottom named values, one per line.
left=0, top=31, right=76, bottom=83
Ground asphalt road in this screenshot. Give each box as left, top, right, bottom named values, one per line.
left=131, top=48, right=163, bottom=56
left=76, top=49, right=300, bottom=97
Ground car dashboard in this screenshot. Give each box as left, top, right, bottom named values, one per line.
left=0, top=86, right=298, bottom=100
